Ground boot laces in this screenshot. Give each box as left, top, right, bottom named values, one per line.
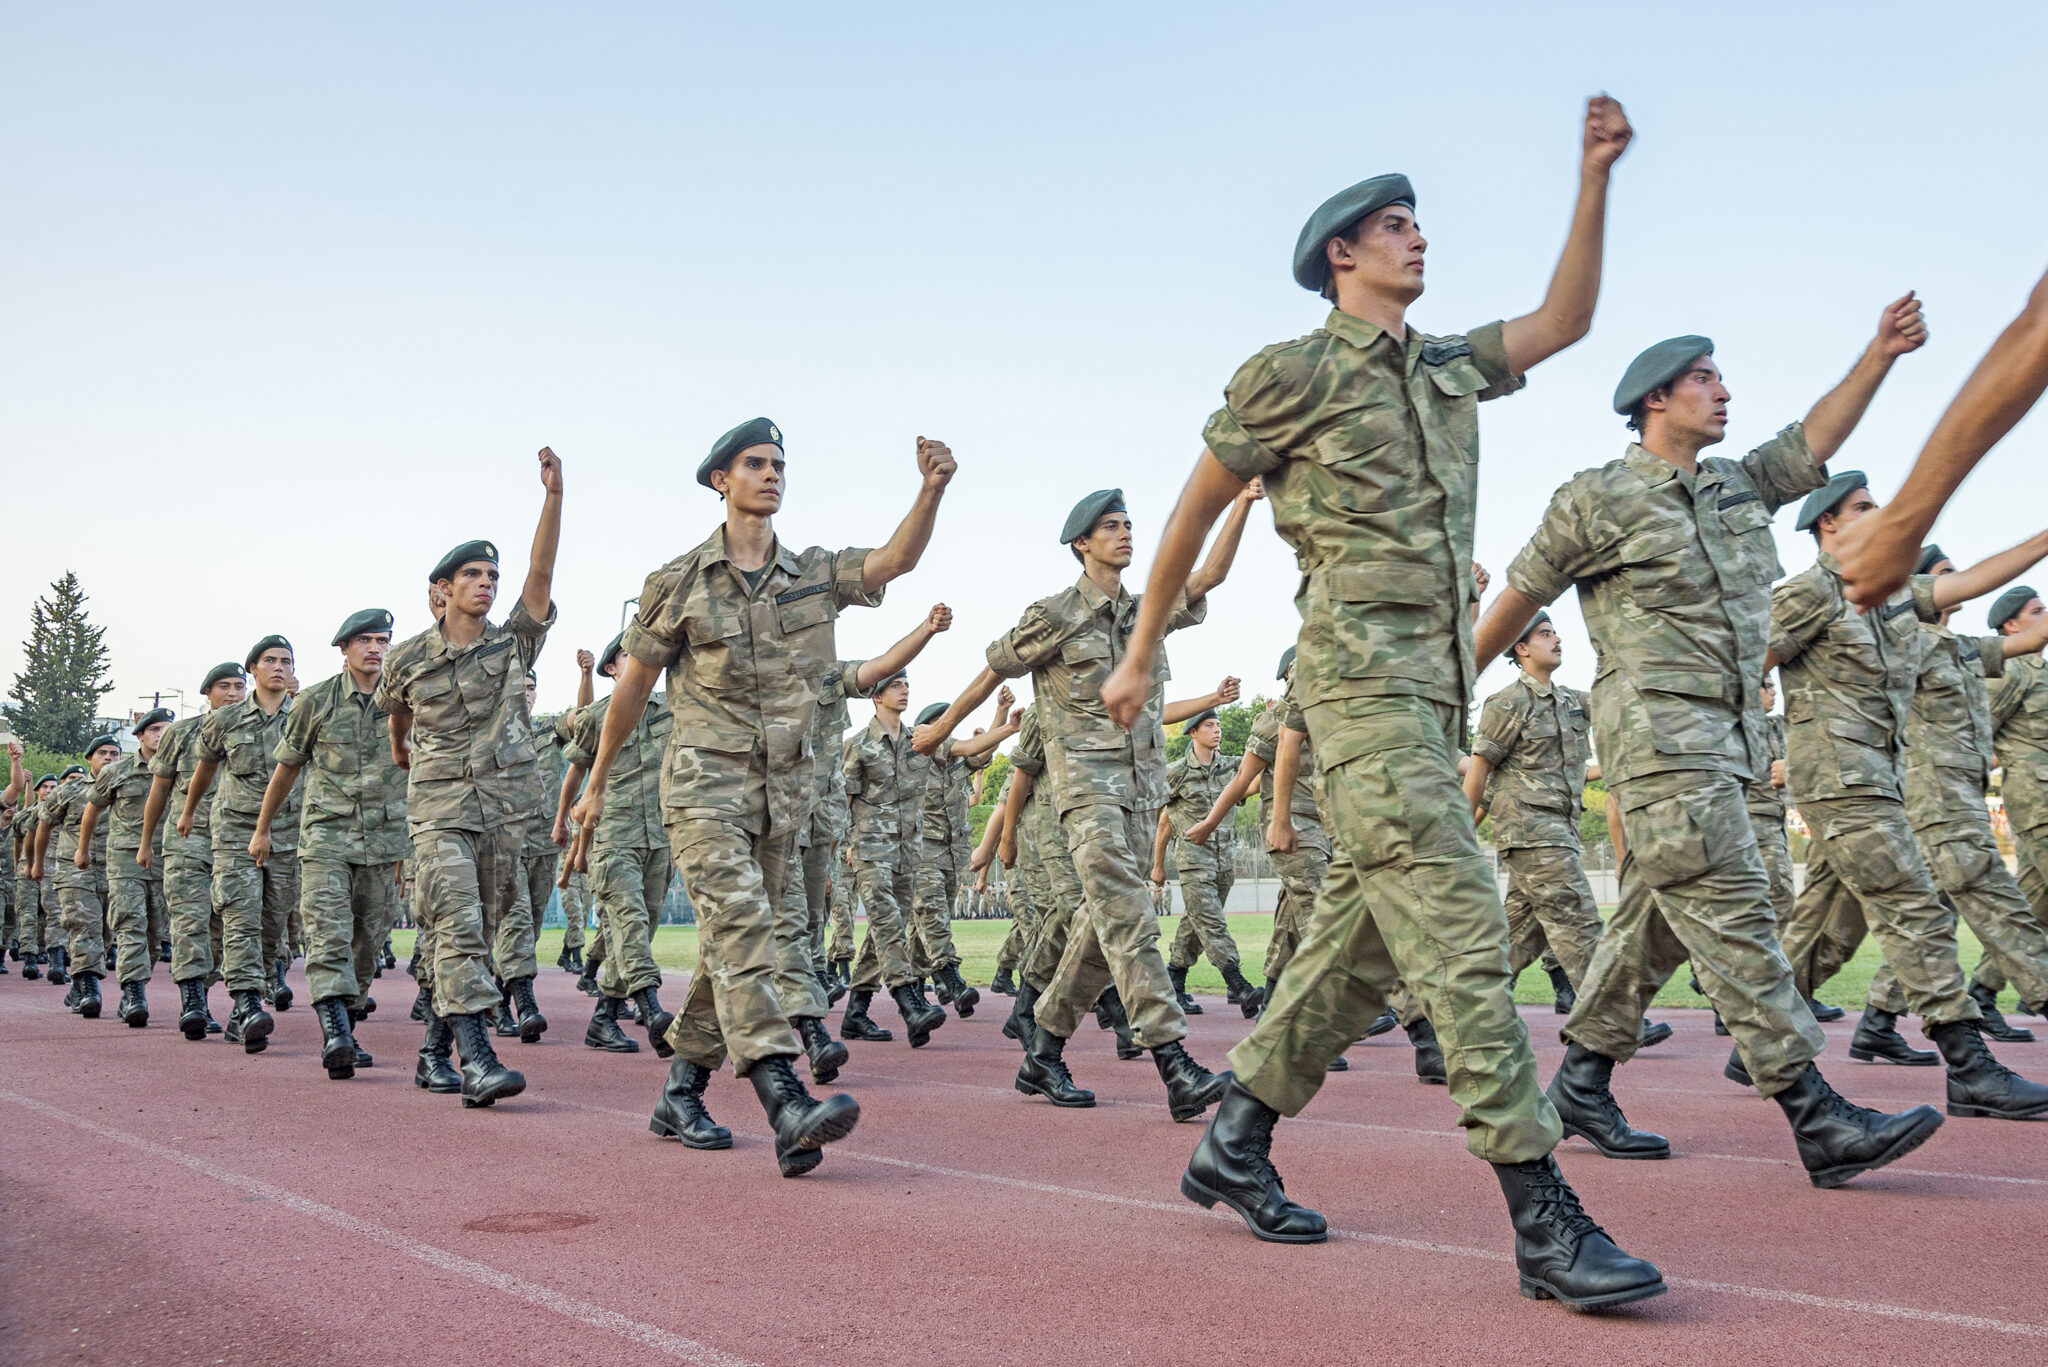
left=1521, top=1162, right=1603, bottom=1241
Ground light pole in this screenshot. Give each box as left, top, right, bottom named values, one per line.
left=620, top=596, right=639, bottom=631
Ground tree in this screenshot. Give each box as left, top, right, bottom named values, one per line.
left=7, top=572, right=113, bottom=754
left=1166, top=694, right=1267, bottom=761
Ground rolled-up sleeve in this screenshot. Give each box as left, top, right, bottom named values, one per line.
left=1464, top=321, right=1527, bottom=403
left=1203, top=353, right=1290, bottom=482
left=1908, top=573, right=1943, bottom=626
left=508, top=598, right=555, bottom=669
left=1769, top=573, right=1835, bottom=665
left=563, top=705, right=602, bottom=769
left=833, top=546, right=884, bottom=611
left=1744, top=424, right=1825, bottom=513
left=1505, top=481, right=1595, bottom=608
left=987, top=605, right=1065, bottom=680
left=195, top=711, right=230, bottom=764
left=622, top=568, right=687, bottom=672
left=273, top=693, right=321, bottom=768
left=1472, top=693, right=1524, bottom=767
left=1974, top=635, right=2007, bottom=680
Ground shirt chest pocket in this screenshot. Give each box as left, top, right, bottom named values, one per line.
left=1308, top=408, right=1411, bottom=513
left=1715, top=492, right=1781, bottom=589
left=1621, top=519, right=1710, bottom=610
left=227, top=723, right=271, bottom=778
left=774, top=584, right=838, bottom=645
left=685, top=612, right=750, bottom=692
left=1425, top=358, right=1489, bottom=461
left=460, top=640, right=516, bottom=709
left=316, top=709, right=367, bottom=776
left=1061, top=637, right=1113, bottom=701
left=408, top=670, right=457, bottom=726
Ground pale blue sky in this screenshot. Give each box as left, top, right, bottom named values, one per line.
left=7, top=3, right=2047, bottom=726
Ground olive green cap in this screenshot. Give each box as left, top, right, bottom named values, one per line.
left=699, top=417, right=782, bottom=490
left=83, top=735, right=120, bottom=760
left=597, top=633, right=626, bottom=676
left=59, top=764, right=86, bottom=781
left=1060, top=489, right=1127, bottom=545
left=200, top=662, right=243, bottom=693
left=1505, top=609, right=1552, bottom=664
left=132, top=707, right=174, bottom=736
left=871, top=669, right=907, bottom=696
left=1292, top=173, right=1415, bottom=292
left=1183, top=707, right=1219, bottom=732
left=1276, top=645, right=1297, bottom=680
left=1613, top=336, right=1714, bottom=415
left=1915, top=544, right=1949, bottom=576
left=332, top=608, right=395, bottom=647
left=1991, top=585, right=2040, bottom=632
left=915, top=702, right=947, bottom=727
left=429, top=540, right=497, bottom=585
left=244, top=634, right=293, bottom=670
left=1795, top=469, right=1868, bottom=532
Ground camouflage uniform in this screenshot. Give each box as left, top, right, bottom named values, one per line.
left=1012, top=705, right=1090, bottom=988
left=1473, top=673, right=1602, bottom=984
left=537, top=711, right=590, bottom=952
left=153, top=716, right=224, bottom=984
left=844, top=714, right=930, bottom=992
left=911, top=747, right=988, bottom=973
left=1161, top=747, right=1241, bottom=973
left=827, top=852, right=857, bottom=964
left=88, top=753, right=168, bottom=986
left=619, top=530, right=880, bottom=1075
left=198, top=698, right=301, bottom=994
left=1509, top=426, right=1828, bottom=1094
left=276, top=670, right=408, bottom=1008
left=566, top=691, right=673, bottom=999
left=0, top=803, right=14, bottom=951
left=992, top=774, right=1041, bottom=978
left=13, top=806, right=53, bottom=959
left=1246, top=696, right=1331, bottom=984
left=1986, top=652, right=2048, bottom=1001
left=782, top=662, right=862, bottom=1015
left=1746, top=713, right=1795, bottom=924
left=377, top=600, right=552, bottom=1016
left=1770, top=559, right=1981, bottom=1029
left=40, top=776, right=110, bottom=976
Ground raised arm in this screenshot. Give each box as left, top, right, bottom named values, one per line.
left=1802, top=293, right=1929, bottom=464
left=1932, top=528, right=2048, bottom=611
left=1499, top=95, right=1632, bottom=376
left=944, top=712, right=1020, bottom=762
left=1185, top=481, right=1265, bottom=600
left=1188, top=751, right=1264, bottom=846
left=523, top=447, right=564, bottom=624
left=1164, top=677, right=1241, bottom=727
left=1474, top=585, right=1546, bottom=666
left=575, top=648, right=597, bottom=709
left=912, top=666, right=1004, bottom=756
left=1, top=747, right=21, bottom=806
left=852, top=603, right=951, bottom=695
left=861, top=438, right=957, bottom=593
left=566, top=656, right=659, bottom=873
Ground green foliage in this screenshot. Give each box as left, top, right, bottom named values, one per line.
left=7, top=572, right=113, bottom=754
left=16, top=746, right=85, bottom=790
left=1578, top=778, right=1609, bottom=846
left=1165, top=695, right=1266, bottom=762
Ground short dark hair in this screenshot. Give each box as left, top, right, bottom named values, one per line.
left=1625, top=385, right=1670, bottom=433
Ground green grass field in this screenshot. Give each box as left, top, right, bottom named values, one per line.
left=391, top=912, right=2029, bottom=1012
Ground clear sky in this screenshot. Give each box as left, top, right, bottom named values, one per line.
left=7, top=3, right=2047, bottom=730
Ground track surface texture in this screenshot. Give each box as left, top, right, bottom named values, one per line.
left=4, top=964, right=2045, bottom=1366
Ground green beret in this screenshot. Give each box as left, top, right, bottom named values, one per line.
left=699, top=417, right=782, bottom=490
left=244, top=634, right=293, bottom=671
left=83, top=735, right=120, bottom=760
left=1990, top=585, right=2040, bottom=632
left=59, top=764, right=86, bottom=781
left=34, top=773, right=57, bottom=790
left=1506, top=609, right=1552, bottom=664
left=201, top=661, right=243, bottom=693
left=1184, top=707, right=1219, bottom=732
left=872, top=670, right=907, bottom=696
left=1276, top=645, right=1297, bottom=681
left=915, top=702, right=947, bottom=727
left=429, top=539, right=498, bottom=585
left=597, top=633, right=626, bottom=676
left=1292, top=173, right=1415, bottom=292
left=132, top=707, right=174, bottom=736
left=1915, top=545, right=1950, bottom=576
left=332, top=608, right=395, bottom=647
left=1060, top=489, right=1127, bottom=545
left=1794, top=469, right=1868, bottom=532
left=1613, top=336, right=1714, bottom=415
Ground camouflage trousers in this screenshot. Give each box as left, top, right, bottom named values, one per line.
left=1263, top=825, right=1332, bottom=985
left=0, top=873, right=12, bottom=949
left=17, top=869, right=52, bottom=956
left=1786, top=795, right=1979, bottom=1028
left=300, top=857, right=400, bottom=1005
left=54, top=869, right=110, bottom=978
left=516, top=852, right=557, bottom=969
left=213, top=846, right=295, bottom=994
left=1982, top=821, right=2048, bottom=1000
left=1167, top=843, right=1239, bottom=972
left=910, top=838, right=966, bottom=971
left=777, top=835, right=833, bottom=1020
left=1862, top=821, right=2048, bottom=1015
left=163, top=833, right=221, bottom=984
left=559, top=851, right=589, bottom=950
left=106, top=850, right=167, bottom=986
left=1032, top=803, right=1185, bottom=1049
left=664, top=817, right=802, bottom=1076
left=828, top=863, right=856, bottom=963
left=413, top=826, right=524, bottom=1017
left=994, top=873, right=1038, bottom=975
left=590, top=843, right=669, bottom=999
left=1752, top=807, right=1796, bottom=922
left=1228, top=696, right=1555, bottom=1161
left=1500, top=845, right=1603, bottom=985
left=850, top=845, right=919, bottom=993
left=1020, top=798, right=1088, bottom=988
left=1566, top=771, right=1823, bottom=1095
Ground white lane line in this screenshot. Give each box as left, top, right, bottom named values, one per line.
left=553, top=1098, right=2048, bottom=1340
left=0, top=1088, right=759, bottom=1367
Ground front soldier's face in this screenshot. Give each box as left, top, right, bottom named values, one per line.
left=879, top=679, right=910, bottom=713
left=254, top=648, right=294, bottom=693
left=1077, top=513, right=1135, bottom=570
left=1523, top=622, right=1563, bottom=670
left=712, top=444, right=785, bottom=516
left=1193, top=718, right=1222, bottom=749
left=1331, top=205, right=1427, bottom=303
left=444, top=562, right=498, bottom=618
left=1649, top=358, right=1730, bottom=446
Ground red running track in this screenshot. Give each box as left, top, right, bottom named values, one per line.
left=3, top=963, right=2045, bottom=1366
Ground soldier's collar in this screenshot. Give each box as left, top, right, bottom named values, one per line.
left=1072, top=573, right=1130, bottom=612
left=1623, top=443, right=1685, bottom=487
left=1519, top=672, right=1555, bottom=697
left=1816, top=550, right=1843, bottom=576
left=1322, top=309, right=1398, bottom=354
left=704, top=526, right=799, bottom=578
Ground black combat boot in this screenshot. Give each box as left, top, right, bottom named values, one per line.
left=1093, top=988, right=1121, bottom=1032
left=1849, top=1006, right=1938, bottom=1066
left=1221, top=964, right=1266, bottom=1018
left=650, top=1057, right=732, bottom=1149
left=1096, top=987, right=1143, bottom=1060
left=1328, top=1051, right=1349, bottom=1072
left=991, top=966, right=1018, bottom=997
left=1153, top=1039, right=1227, bottom=1122
left=22, top=953, right=42, bottom=981
left=1547, top=1042, right=1669, bottom=1159
left=415, top=1006, right=462, bottom=1093
left=313, top=997, right=358, bottom=1080
left=224, top=989, right=273, bottom=1054
left=492, top=980, right=519, bottom=1038
left=795, top=1016, right=849, bottom=1084
left=1547, top=964, right=1576, bottom=1016
left=632, top=986, right=674, bottom=1058
left=937, top=965, right=979, bottom=1017
left=577, top=948, right=602, bottom=996
left=1493, top=1156, right=1665, bottom=1310
left=556, top=945, right=574, bottom=971
left=1638, top=1017, right=1672, bottom=1048
left=584, top=996, right=640, bottom=1053
left=382, top=938, right=396, bottom=969
left=352, top=1041, right=374, bottom=1068
left=347, top=996, right=377, bottom=1023
left=116, top=979, right=148, bottom=1028
left=1003, top=979, right=1039, bottom=1047
left=1932, top=1019, right=2048, bottom=1119
left=1772, top=1062, right=1944, bottom=1185
left=177, top=978, right=209, bottom=1041
left=409, top=982, right=430, bottom=1022
left=891, top=983, right=945, bottom=1048
left=271, top=959, right=293, bottom=1012
left=1015, top=1028, right=1095, bottom=1108
left=74, top=971, right=102, bottom=1019
left=1807, top=996, right=1845, bottom=1022
left=830, top=957, right=850, bottom=990
left=824, top=966, right=846, bottom=1007
left=929, top=972, right=954, bottom=1006
left=1406, top=1017, right=1447, bottom=1084
left=748, top=1055, right=860, bottom=1177
left=841, top=990, right=894, bottom=1042
left=159, top=939, right=172, bottom=964
left=1968, top=982, right=2036, bottom=1043
left=448, top=1012, right=525, bottom=1107
left=62, top=976, right=82, bottom=1010
left=1169, top=964, right=1202, bottom=1015
left=1180, top=1080, right=1326, bottom=1243
left=1364, top=1006, right=1398, bottom=1037
left=46, top=949, right=68, bottom=986
left=1725, top=1045, right=1753, bottom=1087
left=506, top=976, right=547, bottom=1044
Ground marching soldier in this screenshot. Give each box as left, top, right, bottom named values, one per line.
left=83, top=710, right=174, bottom=1025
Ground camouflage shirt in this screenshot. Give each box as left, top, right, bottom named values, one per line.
left=1746, top=713, right=1789, bottom=820
left=528, top=710, right=575, bottom=856
left=87, top=752, right=164, bottom=859
left=1903, top=621, right=2005, bottom=834
left=619, top=528, right=880, bottom=838
left=1204, top=313, right=1524, bottom=714
left=38, top=776, right=105, bottom=888
left=1507, top=427, right=1825, bottom=787
left=274, top=670, right=409, bottom=864
left=564, top=691, right=671, bottom=852
left=1163, top=747, right=1237, bottom=856
left=922, top=748, right=990, bottom=851
left=844, top=715, right=928, bottom=861
left=803, top=660, right=867, bottom=847
left=1246, top=694, right=1319, bottom=830
left=1473, top=672, right=1591, bottom=851
left=986, top=574, right=1203, bottom=816
left=1990, top=652, right=2048, bottom=833
left=377, top=599, right=554, bottom=836
left=151, top=714, right=216, bottom=841
left=198, top=695, right=301, bottom=850
left=11, top=805, right=37, bottom=867
left=1771, top=554, right=1940, bottom=804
